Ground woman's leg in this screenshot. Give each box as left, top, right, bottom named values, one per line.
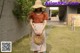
left=34, top=51, right=38, bottom=53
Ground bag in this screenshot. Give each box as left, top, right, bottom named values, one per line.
left=33, top=34, right=44, bottom=45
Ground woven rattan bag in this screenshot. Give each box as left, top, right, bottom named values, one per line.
left=33, top=34, right=44, bottom=45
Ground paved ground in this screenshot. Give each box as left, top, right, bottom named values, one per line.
left=47, top=17, right=67, bottom=27
left=47, top=21, right=67, bottom=27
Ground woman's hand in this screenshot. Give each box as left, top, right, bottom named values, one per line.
left=34, top=24, right=45, bottom=35
left=34, top=30, right=42, bottom=35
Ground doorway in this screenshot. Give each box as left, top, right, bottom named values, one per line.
left=59, top=6, right=67, bottom=22
left=49, top=6, right=67, bottom=22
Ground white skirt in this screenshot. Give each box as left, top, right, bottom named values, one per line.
left=30, top=23, right=46, bottom=52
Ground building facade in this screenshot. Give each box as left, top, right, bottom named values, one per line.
left=45, top=0, right=80, bottom=26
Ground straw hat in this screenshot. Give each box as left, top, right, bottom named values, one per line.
left=32, top=0, right=46, bottom=8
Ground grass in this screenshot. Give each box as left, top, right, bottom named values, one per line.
left=46, top=26, right=80, bottom=53
left=0, top=26, right=80, bottom=53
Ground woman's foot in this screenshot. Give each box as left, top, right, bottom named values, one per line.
left=40, top=52, right=43, bottom=53
left=34, top=51, right=38, bottom=53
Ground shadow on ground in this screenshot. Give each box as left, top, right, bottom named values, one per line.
left=46, top=43, right=52, bottom=53
left=12, top=35, right=32, bottom=53
left=11, top=35, right=52, bottom=53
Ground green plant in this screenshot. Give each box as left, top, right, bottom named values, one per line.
left=13, top=0, right=46, bottom=22
left=52, top=10, right=59, bottom=16
left=41, top=0, right=45, bottom=5
left=13, top=0, right=35, bottom=21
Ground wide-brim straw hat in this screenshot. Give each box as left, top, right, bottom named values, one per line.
left=32, top=0, right=46, bottom=8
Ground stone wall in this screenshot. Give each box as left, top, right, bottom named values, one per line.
left=0, top=0, right=31, bottom=48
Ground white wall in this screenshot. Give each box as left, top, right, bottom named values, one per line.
left=49, top=0, right=60, bottom=10
left=50, top=7, right=59, bottom=10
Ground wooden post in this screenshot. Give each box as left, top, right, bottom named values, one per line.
left=71, top=17, right=75, bottom=31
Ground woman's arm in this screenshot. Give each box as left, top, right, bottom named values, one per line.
left=41, top=12, right=48, bottom=34
left=41, top=20, right=47, bottom=34
left=43, top=20, right=47, bottom=30
left=42, top=12, right=48, bottom=30
left=30, top=19, right=34, bottom=29
left=30, top=19, right=38, bottom=34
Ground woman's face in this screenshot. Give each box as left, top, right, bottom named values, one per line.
left=37, top=8, right=40, bottom=11
left=36, top=7, right=42, bottom=12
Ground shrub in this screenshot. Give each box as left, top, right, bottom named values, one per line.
left=13, top=0, right=45, bottom=22
left=52, top=10, right=59, bottom=17
left=13, top=0, right=35, bottom=22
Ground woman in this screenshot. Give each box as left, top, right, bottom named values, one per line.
left=29, top=0, right=48, bottom=53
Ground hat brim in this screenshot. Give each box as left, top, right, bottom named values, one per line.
left=32, top=5, right=46, bottom=8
